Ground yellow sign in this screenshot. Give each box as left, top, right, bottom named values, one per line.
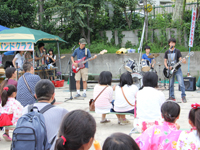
left=145, top=4, right=153, bottom=13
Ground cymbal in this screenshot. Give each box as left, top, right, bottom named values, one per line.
left=148, top=53, right=160, bottom=58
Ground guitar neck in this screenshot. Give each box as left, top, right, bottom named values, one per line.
left=173, top=56, right=187, bottom=68
left=82, top=53, right=102, bottom=64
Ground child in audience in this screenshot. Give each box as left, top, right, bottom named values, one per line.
left=136, top=101, right=181, bottom=150
left=102, top=132, right=140, bottom=150
left=94, top=71, right=114, bottom=123
left=0, top=85, right=23, bottom=141
left=113, top=72, right=138, bottom=123
left=55, top=110, right=96, bottom=150
left=0, top=67, right=17, bottom=103
left=176, top=103, right=200, bottom=149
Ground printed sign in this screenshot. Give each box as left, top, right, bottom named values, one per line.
left=0, top=42, right=34, bottom=51
left=189, top=9, right=196, bottom=47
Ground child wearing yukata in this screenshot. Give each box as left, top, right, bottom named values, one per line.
left=0, top=85, right=23, bottom=141
left=176, top=103, right=200, bottom=149
left=135, top=101, right=182, bottom=150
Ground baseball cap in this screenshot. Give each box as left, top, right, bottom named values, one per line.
left=79, top=38, right=87, bottom=44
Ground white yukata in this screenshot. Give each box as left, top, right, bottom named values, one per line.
left=176, top=128, right=200, bottom=150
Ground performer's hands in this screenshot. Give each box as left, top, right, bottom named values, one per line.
left=94, top=55, right=97, bottom=59
left=73, top=62, right=78, bottom=67
left=182, top=58, right=186, bottom=64
left=167, top=66, right=173, bottom=70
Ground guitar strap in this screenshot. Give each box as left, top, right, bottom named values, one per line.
left=85, top=48, right=87, bottom=56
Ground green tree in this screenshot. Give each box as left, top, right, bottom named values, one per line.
left=45, top=0, right=105, bottom=46
left=0, top=0, right=37, bottom=28
left=110, top=0, right=138, bottom=29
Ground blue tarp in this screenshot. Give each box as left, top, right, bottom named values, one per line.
left=0, top=25, right=9, bottom=31
left=0, top=25, right=14, bottom=55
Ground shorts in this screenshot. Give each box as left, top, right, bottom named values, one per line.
left=75, top=68, right=88, bottom=81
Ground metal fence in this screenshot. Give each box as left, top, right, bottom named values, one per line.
left=135, top=2, right=197, bottom=17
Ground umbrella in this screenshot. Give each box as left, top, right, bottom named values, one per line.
left=0, top=26, right=67, bottom=43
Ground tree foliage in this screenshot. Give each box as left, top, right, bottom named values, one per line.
left=111, top=0, right=138, bottom=29
left=0, top=0, right=37, bottom=28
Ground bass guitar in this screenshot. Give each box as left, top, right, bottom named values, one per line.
left=72, top=50, right=107, bottom=73
left=163, top=51, right=194, bottom=79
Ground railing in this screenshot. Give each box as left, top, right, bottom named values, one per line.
left=134, top=2, right=197, bottom=18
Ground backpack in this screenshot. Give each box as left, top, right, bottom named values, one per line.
left=11, top=104, right=55, bottom=150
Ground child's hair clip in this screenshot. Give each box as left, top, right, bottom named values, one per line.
left=191, top=103, right=200, bottom=109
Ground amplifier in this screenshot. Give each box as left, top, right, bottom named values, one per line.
left=179, top=77, right=196, bottom=91
left=69, top=72, right=83, bottom=92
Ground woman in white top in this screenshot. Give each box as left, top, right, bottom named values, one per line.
left=12, top=51, right=24, bottom=70
left=136, top=72, right=165, bottom=132
left=94, top=71, right=114, bottom=123
left=114, top=72, right=138, bottom=123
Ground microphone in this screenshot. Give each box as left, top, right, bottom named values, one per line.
left=170, top=46, right=173, bottom=49
left=72, top=45, right=76, bottom=51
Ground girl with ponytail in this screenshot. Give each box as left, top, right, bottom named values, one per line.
left=0, top=67, right=17, bottom=103
left=0, top=85, right=23, bottom=141
left=177, top=103, right=200, bottom=149
left=55, top=110, right=96, bottom=150
left=136, top=101, right=182, bottom=150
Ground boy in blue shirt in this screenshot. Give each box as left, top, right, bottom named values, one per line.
left=71, top=38, right=97, bottom=98
left=142, top=46, right=156, bottom=70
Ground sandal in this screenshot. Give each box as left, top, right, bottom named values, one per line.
left=100, top=119, right=110, bottom=123
left=3, top=133, right=12, bottom=141
left=120, top=119, right=130, bottom=124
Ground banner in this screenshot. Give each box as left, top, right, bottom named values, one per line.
left=0, top=42, right=34, bottom=51
left=188, top=9, right=196, bottom=47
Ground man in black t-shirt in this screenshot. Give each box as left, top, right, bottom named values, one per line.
left=164, top=38, right=187, bottom=103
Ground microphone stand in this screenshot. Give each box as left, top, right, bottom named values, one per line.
left=65, top=46, right=84, bottom=102
left=158, top=46, right=167, bottom=88
left=168, top=46, right=173, bottom=99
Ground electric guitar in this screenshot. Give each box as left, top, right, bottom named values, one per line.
left=72, top=50, right=107, bottom=73
left=163, top=51, right=194, bottom=79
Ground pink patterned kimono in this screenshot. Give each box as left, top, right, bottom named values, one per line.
left=0, top=97, right=23, bottom=125
left=135, top=121, right=182, bottom=150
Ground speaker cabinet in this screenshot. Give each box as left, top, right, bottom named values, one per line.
left=179, top=77, right=196, bottom=91
left=69, top=72, right=83, bottom=91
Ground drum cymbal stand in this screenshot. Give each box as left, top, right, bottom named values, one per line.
left=118, top=61, right=126, bottom=75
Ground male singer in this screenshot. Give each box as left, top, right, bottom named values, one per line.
left=164, top=38, right=187, bottom=103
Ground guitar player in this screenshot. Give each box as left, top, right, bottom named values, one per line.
left=164, top=38, right=187, bottom=103
left=71, top=38, right=97, bottom=98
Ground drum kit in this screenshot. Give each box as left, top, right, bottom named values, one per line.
left=124, top=53, right=160, bottom=89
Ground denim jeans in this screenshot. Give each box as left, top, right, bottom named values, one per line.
left=169, top=68, right=186, bottom=98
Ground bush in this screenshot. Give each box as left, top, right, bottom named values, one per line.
left=125, top=41, right=133, bottom=48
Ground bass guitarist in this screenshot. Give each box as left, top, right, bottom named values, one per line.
left=71, top=38, right=97, bottom=98
left=164, top=38, right=187, bottom=103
